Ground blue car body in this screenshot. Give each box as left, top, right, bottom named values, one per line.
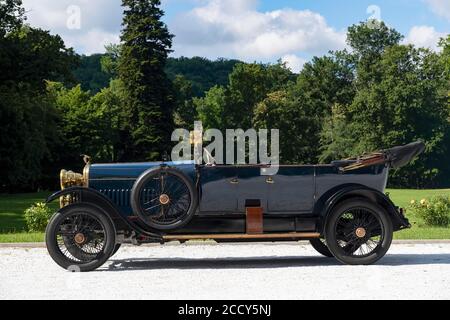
left=48, top=141, right=426, bottom=241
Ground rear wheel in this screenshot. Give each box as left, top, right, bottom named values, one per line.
left=45, top=204, right=116, bottom=272
left=324, top=199, right=393, bottom=265
left=309, top=239, right=333, bottom=258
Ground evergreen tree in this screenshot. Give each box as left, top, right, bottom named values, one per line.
left=119, top=0, right=174, bottom=161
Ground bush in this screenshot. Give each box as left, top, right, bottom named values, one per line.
left=409, top=197, right=450, bottom=227
left=24, top=203, right=53, bottom=232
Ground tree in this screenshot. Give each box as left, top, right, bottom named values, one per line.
left=0, top=0, right=24, bottom=35
left=295, top=55, right=355, bottom=115
left=0, top=84, right=59, bottom=191
left=195, top=85, right=227, bottom=130
left=253, top=90, right=321, bottom=164
left=347, top=21, right=402, bottom=87
left=327, top=45, right=449, bottom=187
left=166, top=57, right=241, bottom=97
left=73, top=54, right=111, bottom=93
left=319, top=104, right=359, bottom=162
left=118, top=0, right=174, bottom=161
left=0, top=1, right=77, bottom=191
left=101, top=43, right=122, bottom=78
left=196, top=62, right=294, bottom=130
left=173, top=75, right=197, bottom=130
left=318, top=23, right=450, bottom=187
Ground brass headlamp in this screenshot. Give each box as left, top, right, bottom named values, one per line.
left=60, top=170, right=86, bottom=190
left=59, top=156, right=91, bottom=207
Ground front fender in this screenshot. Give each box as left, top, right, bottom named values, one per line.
left=46, top=187, right=162, bottom=240
left=316, top=184, right=410, bottom=233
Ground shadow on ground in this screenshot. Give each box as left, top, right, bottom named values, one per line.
left=105, top=254, right=450, bottom=272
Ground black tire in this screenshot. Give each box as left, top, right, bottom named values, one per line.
left=111, top=243, right=121, bottom=257
left=131, top=167, right=198, bottom=230
left=324, top=198, right=393, bottom=265
left=45, top=204, right=116, bottom=272
left=310, top=239, right=334, bottom=258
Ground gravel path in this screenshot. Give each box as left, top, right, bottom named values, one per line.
left=1, top=242, right=450, bottom=300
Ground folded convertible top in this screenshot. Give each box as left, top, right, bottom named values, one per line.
left=337, top=141, right=426, bottom=172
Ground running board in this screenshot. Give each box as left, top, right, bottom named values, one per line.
left=163, top=232, right=321, bottom=241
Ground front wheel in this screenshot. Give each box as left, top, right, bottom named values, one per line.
left=45, top=204, right=116, bottom=272
left=110, top=243, right=122, bottom=258
left=324, top=199, right=393, bottom=265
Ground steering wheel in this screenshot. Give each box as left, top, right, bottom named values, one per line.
left=203, top=148, right=216, bottom=166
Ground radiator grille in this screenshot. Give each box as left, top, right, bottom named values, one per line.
left=100, top=189, right=131, bottom=207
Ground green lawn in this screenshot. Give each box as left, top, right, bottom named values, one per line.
left=0, top=192, right=57, bottom=243
left=0, top=189, right=449, bottom=242
left=387, top=189, right=450, bottom=240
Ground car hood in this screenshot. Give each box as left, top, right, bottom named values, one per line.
left=88, top=161, right=196, bottom=181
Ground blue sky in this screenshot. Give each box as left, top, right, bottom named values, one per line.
left=22, top=0, right=449, bottom=72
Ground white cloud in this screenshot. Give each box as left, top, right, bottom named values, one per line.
left=426, top=0, right=450, bottom=21
left=281, top=54, right=307, bottom=73
left=405, top=25, right=447, bottom=51
left=64, top=29, right=121, bottom=55
left=171, top=0, right=346, bottom=63
left=22, top=0, right=122, bottom=53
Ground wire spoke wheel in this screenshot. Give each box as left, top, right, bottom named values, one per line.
left=335, top=208, right=383, bottom=258
left=131, top=167, right=198, bottom=230
left=325, top=199, right=393, bottom=265
left=46, top=204, right=116, bottom=272
left=57, top=212, right=106, bottom=263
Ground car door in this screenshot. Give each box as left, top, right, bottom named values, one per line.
left=266, top=166, right=315, bottom=214
left=236, top=166, right=269, bottom=213
left=199, top=166, right=238, bottom=213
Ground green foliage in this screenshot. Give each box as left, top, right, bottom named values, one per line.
left=49, top=79, right=126, bottom=167
left=0, top=84, right=59, bottom=190
left=119, top=0, right=174, bottom=161
left=1, top=1, right=450, bottom=191
left=0, top=0, right=24, bottom=35
left=319, top=104, right=357, bottom=162
left=24, top=202, right=53, bottom=232
left=101, top=43, right=122, bottom=78
left=166, top=57, right=241, bottom=97
left=195, top=85, right=228, bottom=130
left=253, top=90, right=321, bottom=164
left=409, top=197, right=450, bottom=227
left=0, top=1, right=77, bottom=191
left=173, top=75, right=197, bottom=129
left=347, top=21, right=403, bottom=86
left=74, top=52, right=241, bottom=98
left=319, top=22, right=450, bottom=187
left=73, top=54, right=111, bottom=93
left=347, top=22, right=403, bottom=59
left=196, top=62, right=295, bottom=130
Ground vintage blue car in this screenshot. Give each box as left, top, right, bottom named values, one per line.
left=45, top=141, right=425, bottom=271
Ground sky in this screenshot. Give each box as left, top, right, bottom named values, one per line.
left=22, top=0, right=450, bottom=72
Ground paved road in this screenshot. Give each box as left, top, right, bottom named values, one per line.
left=1, top=242, right=450, bottom=300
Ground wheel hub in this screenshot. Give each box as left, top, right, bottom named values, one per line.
left=74, top=233, right=86, bottom=245
left=159, top=194, right=170, bottom=205
left=355, top=227, right=367, bottom=238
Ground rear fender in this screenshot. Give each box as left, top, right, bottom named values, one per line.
left=315, top=184, right=410, bottom=234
